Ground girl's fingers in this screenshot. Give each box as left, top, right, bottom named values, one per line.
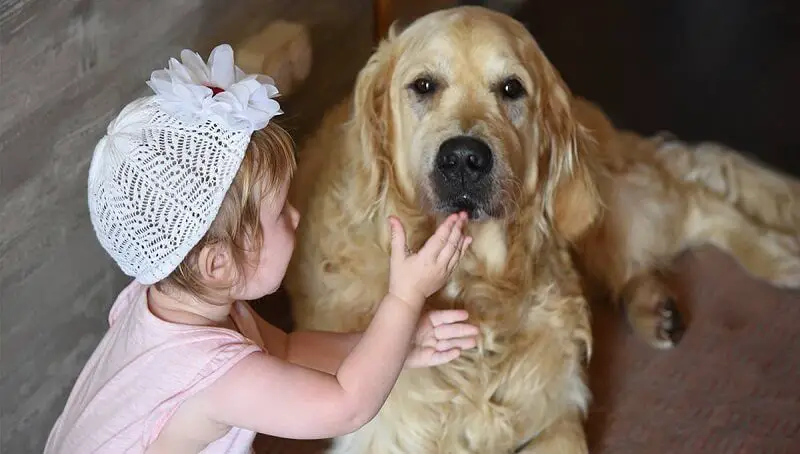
left=427, top=309, right=470, bottom=326
left=429, top=213, right=460, bottom=252
left=459, top=236, right=472, bottom=260
left=388, top=216, right=408, bottom=263
left=434, top=337, right=478, bottom=352
left=421, top=212, right=464, bottom=257
left=437, top=215, right=466, bottom=263
left=424, top=348, right=462, bottom=366
left=446, top=236, right=466, bottom=271
left=433, top=322, right=480, bottom=340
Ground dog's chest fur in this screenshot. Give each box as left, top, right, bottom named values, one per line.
left=381, top=221, right=592, bottom=452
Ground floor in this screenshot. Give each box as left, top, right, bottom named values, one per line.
left=254, top=1, right=800, bottom=452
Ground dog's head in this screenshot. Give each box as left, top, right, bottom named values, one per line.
left=352, top=7, right=600, bottom=241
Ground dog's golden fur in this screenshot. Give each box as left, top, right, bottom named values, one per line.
left=284, top=7, right=800, bottom=453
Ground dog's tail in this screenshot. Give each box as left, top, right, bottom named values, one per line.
left=651, top=133, right=800, bottom=236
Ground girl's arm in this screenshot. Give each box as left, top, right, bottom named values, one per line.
left=285, top=331, right=361, bottom=374
left=199, top=292, right=422, bottom=440
left=251, top=308, right=477, bottom=375
left=246, top=305, right=360, bottom=374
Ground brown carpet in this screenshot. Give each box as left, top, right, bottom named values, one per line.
left=585, top=247, right=800, bottom=453
left=253, top=246, right=800, bottom=453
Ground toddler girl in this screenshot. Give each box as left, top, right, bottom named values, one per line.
left=44, top=44, right=476, bottom=453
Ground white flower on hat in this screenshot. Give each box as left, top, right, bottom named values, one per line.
left=146, top=43, right=282, bottom=133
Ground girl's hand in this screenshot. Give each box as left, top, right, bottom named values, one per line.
left=405, top=309, right=480, bottom=368
left=387, top=212, right=472, bottom=308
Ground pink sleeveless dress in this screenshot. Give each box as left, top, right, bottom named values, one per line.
left=44, top=281, right=266, bottom=453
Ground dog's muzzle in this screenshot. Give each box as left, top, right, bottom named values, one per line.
left=430, top=135, right=495, bottom=219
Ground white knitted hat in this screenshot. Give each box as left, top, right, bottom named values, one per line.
left=88, top=44, right=282, bottom=284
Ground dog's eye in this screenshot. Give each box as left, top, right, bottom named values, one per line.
left=410, top=77, right=437, bottom=96
left=501, top=78, right=526, bottom=100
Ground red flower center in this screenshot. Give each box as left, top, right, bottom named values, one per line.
left=207, top=85, right=225, bottom=96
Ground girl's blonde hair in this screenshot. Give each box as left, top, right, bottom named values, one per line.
left=155, top=122, right=296, bottom=299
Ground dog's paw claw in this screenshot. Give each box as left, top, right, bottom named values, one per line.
left=656, top=298, right=685, bottom=345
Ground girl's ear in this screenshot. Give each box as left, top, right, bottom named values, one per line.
left=197, top=244, right=236, bottom=286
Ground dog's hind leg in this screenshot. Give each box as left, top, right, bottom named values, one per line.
left=580, top=179, right=800, bottom=350
left=650, top=136, right=800, bottom=288
left=653, top=136, right=800, bottom=236
left=682, top=194, right=800, bottom=289
left=580, top=136, right=800, bottom=349
left=576, top=163, right=690, bottom=349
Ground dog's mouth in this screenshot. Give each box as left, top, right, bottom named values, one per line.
left=435, top=194, right=491, bottom=220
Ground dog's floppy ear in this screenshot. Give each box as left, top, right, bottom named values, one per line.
left=546, top=129, right=601, bottom=242
left=349, top=31, right=398, bottom=213
left=529, top=52, right=602, bottom=242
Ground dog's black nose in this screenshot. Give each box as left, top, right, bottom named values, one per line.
left=436, top=136, right=493, bottom=181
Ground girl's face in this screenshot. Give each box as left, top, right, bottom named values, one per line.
left=232, top=178, right=300, bottom=301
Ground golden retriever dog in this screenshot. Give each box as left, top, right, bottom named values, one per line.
left=284, top=6, right=800, bottom=453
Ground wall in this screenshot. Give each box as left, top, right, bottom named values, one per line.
left=0, top=0, right=372, bottom=451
